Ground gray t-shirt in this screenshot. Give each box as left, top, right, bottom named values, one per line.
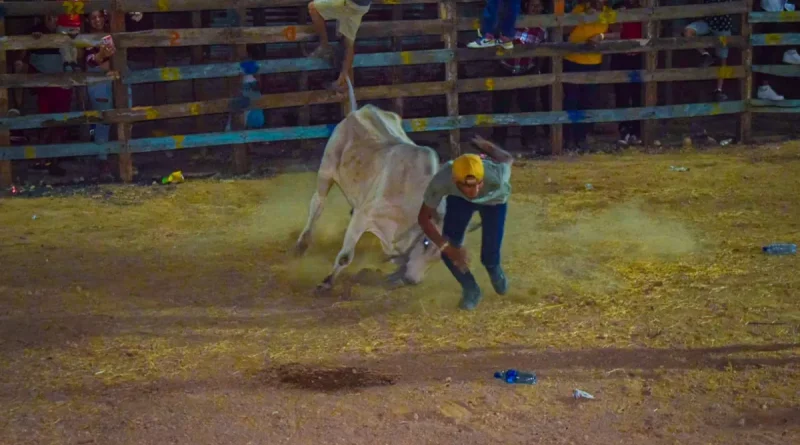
left=423, top=159, right=512, bottom=209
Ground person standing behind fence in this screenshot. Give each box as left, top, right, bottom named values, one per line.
left=307, top=0, right=371, bottom=92
left=468, top=0, right=522, bottom=49
left=85, top=10, right=116, bottom=158
left=754, top=0, right=797, bottom=100
left=57, top=0, right=83, bottom=72
left=683, top=0, right=735, bottom=102
left=563, top=0, right=616, bottom=151
left=492, top=0, right=549, bottom=150
left=611, top=0, right=643, bottom=146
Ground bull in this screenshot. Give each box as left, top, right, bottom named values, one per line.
left=295, top=78, right=446, bottom=289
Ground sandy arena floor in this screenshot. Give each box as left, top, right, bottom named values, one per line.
left=1, top=144, right=799, bottom=444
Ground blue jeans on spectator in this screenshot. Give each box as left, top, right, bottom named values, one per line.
left=480, top=0, right=522, bottom=38
left=564, top=60, right=603, bottom=146
left=440, top=195, right=508, bottom=288
left=87, top=65, right=114, bottom=160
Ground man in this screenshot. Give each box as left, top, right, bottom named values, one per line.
left=307, top=0, right=371, bottom=92
left=417, top=136, right=513, bottom=311
left=467, top=0, right=521, bottom=49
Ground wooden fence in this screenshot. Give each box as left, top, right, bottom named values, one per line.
left=1, top=0, right=799, bottom=186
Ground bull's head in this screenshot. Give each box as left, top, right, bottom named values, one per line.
left=387, top=200, right=447, bottom=286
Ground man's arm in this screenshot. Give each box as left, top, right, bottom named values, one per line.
left=471, top=136, right=514, bottom=164
left=417, top=204, right=449, bottom=249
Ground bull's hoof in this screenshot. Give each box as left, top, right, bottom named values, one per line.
left=315, top=275, right=334, bottom=295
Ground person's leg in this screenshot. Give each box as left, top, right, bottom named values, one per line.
left=499, top=0, right=521, bottom=41
left=334, top=37, right=356, bottom=89
left=308, top=0, right=330, bottom=46
left=87, top=81, right=113, bottom=145
left=441, top=196, right=481, bottom=309
left=480, top=0, right=501, bottom=38
left=712, top=29, right=731, bottom=101
left=478, top=202, right=508, bottom=294
left=684, top=21, right=714, bottom=67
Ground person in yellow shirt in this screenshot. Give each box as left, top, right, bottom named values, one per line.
left=563, top=0, right=617, bottom=150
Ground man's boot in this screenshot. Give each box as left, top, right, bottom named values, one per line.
left=442, top=255, right=482, bottom=310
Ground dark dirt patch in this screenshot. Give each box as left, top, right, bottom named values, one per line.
left=266, top=363, right=396, bottom=392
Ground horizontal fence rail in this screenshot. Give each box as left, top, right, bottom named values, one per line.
left=0, top=0, right=798, bottom=186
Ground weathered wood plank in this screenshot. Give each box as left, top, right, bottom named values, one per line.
left=749, top=11, right=800, bottom=23
left=752, top=64, right=800, bottom=77
left=642, top=0, right=659, bottom=146
left=440, top=0, right=459, bottom=159
left=111, top=1, right=134, bottom=182
left=0, top=102, right=748, bottom=160
left=2, top=68, right=747, bottom=130
left=550, top=0, right=565, bottom=156
left=739, top=0, right=753, bottom=143
left=0, top=72, right=117, bottom=88
left=0, top=0, right=11, bottom=187
left=0, top=0, right=478, bottom=17
left=751, top=33, right=800, bottom=46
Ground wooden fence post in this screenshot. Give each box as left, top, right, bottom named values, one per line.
left=739, top=0, right=753, bottom=143
left=642, top=0, right=659, bottom=145
left=111, top=0, right=134, bottom=182
left=0, top=0, right=11, bottom=188
left=550, top=0, right=565, bottom=155
left=231, top=7, right=250, bottom=174
left=297, top=5, right=312, bottom=157
left=439, top=0, right=460, bottom=159
left=392, top=4, right=404, bottom=115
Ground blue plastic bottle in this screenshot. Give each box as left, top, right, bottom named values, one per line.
left=762, top=243, right=797, bottom=255
left=494, top=369, right=537, bottom=384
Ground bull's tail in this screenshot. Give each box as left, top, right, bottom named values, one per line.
left=345, top=75, right=357, bottom=115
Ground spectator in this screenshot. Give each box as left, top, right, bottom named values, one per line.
left=492, top=0, right=549, bottom=149
left=57, top=0, right=83, bottom=72
left=563, top=0, right=617, bottom=150
left=468, top=0, right=522, bottom=49
left=683, top=0, right=735, bottom=101
left=16, top=15, right=70, bottom=175
left=611, top=0, right=643, bottom=145
left=754, top=0, right=796, bottom=100
left=307, top=0, right=372, bottom=92
left=85, top=10, right=116, bottom=154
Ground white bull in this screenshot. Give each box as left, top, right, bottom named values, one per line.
left=295, top=79, right=445, bottom=289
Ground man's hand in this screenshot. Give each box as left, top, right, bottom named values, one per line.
left=32, top=32, right=43, bottom=39
left=442, top=244, right=470, bottom=273
left=587, top=33, right=603, bottom=48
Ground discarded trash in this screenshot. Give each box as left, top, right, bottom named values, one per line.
left=161, top=171, right=185, bottom=185
left=32, top=215, right=38, bottom=220
left=670, top=166, right=689, bottom=172
left=573, top=389, right=595, bottom=399
left=585, top=183, right=594, bottom=191
left=762, top=243, right=797, bottom=255
left=494, top=369, right=537, bottom=385
left=720, top=138, right=733, bottom=146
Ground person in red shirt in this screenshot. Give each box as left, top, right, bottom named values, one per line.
left=611, top=0, right=643, bottom=145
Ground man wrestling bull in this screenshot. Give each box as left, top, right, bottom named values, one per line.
left=417, top=136, right=513, bottom=311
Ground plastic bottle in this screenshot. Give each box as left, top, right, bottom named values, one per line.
left=762, top=243, right=797, bottom=255
left=494, top=369, right=537, bottom=384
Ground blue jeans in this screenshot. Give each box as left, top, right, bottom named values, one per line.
left=440, top=195, right=508, bottom=286
left=480, top=0, right=521, bottom=39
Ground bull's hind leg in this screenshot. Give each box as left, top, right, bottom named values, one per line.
left=295, top=176, right=334, bottom=255
left=319, top=213, right=368, bottom=290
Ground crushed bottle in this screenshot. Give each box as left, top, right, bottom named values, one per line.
left=762, top=243, right=797, bottom=255
left=573, top=389, right=595, bottom=399
left=494, top=369, right=537, bottom=384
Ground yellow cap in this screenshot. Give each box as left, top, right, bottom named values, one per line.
left=452, top=154, right=484, bottom=183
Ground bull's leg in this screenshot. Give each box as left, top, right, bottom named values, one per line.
left=295, top=176, right=334, bottom=255
left=319, top=213, right=368, bottom=290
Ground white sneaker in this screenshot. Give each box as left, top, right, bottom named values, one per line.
left=783, top=49, right=800, bottom=65
left=757, top=84, right=784, bottom=101
left=467, top=37, right=499, bottom=49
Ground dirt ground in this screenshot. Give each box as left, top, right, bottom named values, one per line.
left=2, top=143, right=800, bottom=445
